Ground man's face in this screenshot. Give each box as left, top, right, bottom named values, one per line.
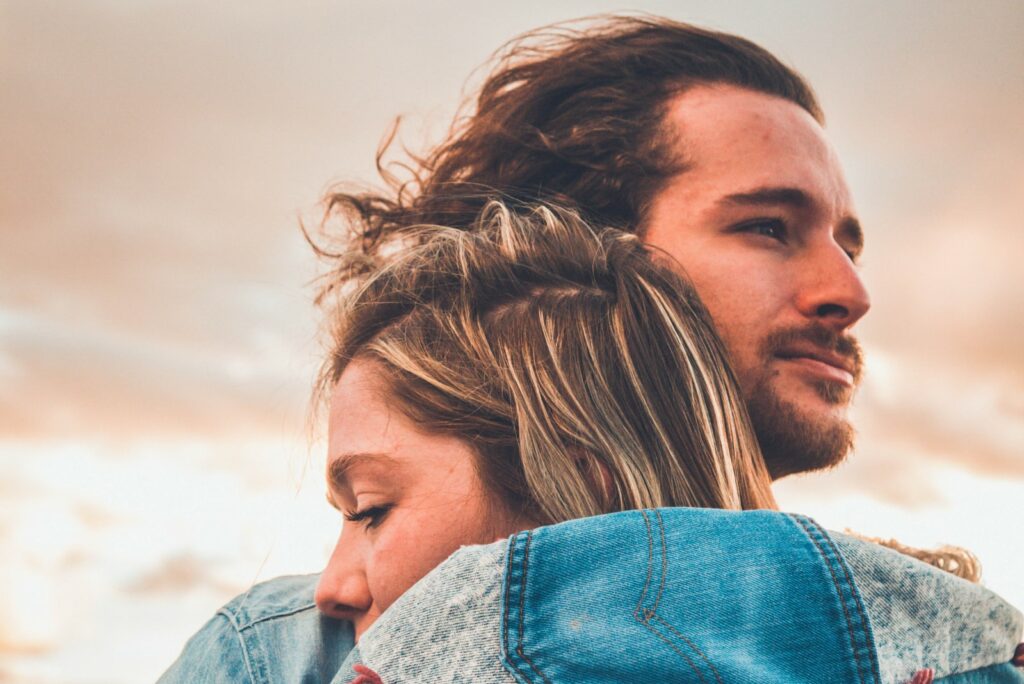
left=644, top=85, right=870, bottom=479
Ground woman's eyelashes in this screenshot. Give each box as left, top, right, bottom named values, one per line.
left=344, top=504, right=393, bottom=530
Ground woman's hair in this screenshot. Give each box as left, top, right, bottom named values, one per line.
left=316, top=201, right=777, bottom=524
left=324, top=15, right=821, bottom=278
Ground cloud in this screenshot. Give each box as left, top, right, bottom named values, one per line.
left=855, top=350, right=1024, bottom=478
left=0, top=308, right=312, bottom=439
left=122, top=552, right=240, bottom=596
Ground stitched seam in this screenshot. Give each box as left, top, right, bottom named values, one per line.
left=501, top=534, right=534, bottom=684
left=814, top=526, right=882, bottom=683
left=641, top=617, right=708, bottom=684
left=515, top=531, right=552, bottom=684
left=649, top=511, right=722, bottom=684
left=792, top=515, right=867, bottom=684
left=652, top=509, right=668, bottom=614
left=631, top=511, right=717, bottom=683
left=517, top=531, right=531, bottom=648
left=227, top=602, right=321, bottom=631
left=635, top=509, right=656, bottom=620
left=794, top=515, right=868, bottom=684
left=215, top=610, right=257, bottom=684
left=515, top=645, right=551, bottom=684
left=651, top=613, right=724, bottom=684
left=502, top=535, right=517, bottom=667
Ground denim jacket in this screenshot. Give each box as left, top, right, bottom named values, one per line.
left=160, top=509, right=1023, bottom=683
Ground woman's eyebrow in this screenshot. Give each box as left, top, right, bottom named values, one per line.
left=327, top=452, right=402, bottom=491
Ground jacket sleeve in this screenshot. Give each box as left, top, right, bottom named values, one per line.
left=157, top=612, right=252, bottom=684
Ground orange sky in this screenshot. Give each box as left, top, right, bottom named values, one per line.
left=1, top=2, right=1022, bottom=682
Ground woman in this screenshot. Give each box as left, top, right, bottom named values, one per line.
left=161, top=203, right=1021, bottom=683
left=313, top=200, right=776, bottom=638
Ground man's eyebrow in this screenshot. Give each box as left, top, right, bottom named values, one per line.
left=326, top=452, right=400, bottom=491
left=720, top=186, right=813, bottom=208
left=721, top=185, right=865, bottom=258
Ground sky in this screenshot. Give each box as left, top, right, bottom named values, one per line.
left=1, top=1, right=1022, bottom=682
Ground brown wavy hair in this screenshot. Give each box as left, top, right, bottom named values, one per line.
left=316, top=14, right=821, bottom=285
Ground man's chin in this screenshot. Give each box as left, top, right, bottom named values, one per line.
left=746, top=380, right=855, bottom=480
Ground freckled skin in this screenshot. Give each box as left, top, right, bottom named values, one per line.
left=644, top=85, right=870, bottom=473
left=314, top=360, right=532, bottom=639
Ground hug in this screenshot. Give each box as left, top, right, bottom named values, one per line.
left=161, top=15, right=1023, bottom=684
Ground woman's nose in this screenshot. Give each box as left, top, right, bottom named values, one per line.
left=314, top=532, right=372, bottom=620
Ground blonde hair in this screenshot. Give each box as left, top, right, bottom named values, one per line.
left=851, top=533, right=981, bottom=583
left=317, top=202, right=777, bottom=524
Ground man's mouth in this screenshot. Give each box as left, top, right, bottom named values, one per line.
left=774, top=345, right=857, bottom=386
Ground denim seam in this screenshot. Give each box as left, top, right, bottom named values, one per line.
left=501, top=532, right=530, bottom=684
left=501, top=535, right=518, bottom=678
left=217, top=609, right=257, bottom=684
left=500, top=531, right=552, bottom=684
left=634, top=508, right=656, bottom=621
left=790, top=514, right=876, bottom=684
left=790, top=515, right=868, bottom=684
left=229, top=602, right=319, bottom=631
left=651, top=613, right=725, bottom=684
left=814, top=525, right=882, bottom=680
left=516, top=531, right=552, bottom=684
left=642, top=615, right=708, bottom=684
left=806, top=518, right=881, bottom=683
left=653, top=509, right=723, bottom=684
left=634, top=509, right=721, bottom=684
left=652, top=509, right=668, bottom=615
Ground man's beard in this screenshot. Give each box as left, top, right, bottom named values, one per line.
left=744, top=325, right=864, bottom=480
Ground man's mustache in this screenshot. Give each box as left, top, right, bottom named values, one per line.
left=761, top=325, right=864, bottom=385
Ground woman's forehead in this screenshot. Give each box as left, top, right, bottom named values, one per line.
left=327, top=360, right=480, bottom=485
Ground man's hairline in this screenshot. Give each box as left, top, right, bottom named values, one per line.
left=635, top=81, right=833, bottom=239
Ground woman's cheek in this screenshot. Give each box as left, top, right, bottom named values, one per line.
left=365, top=532, right=406, bottom=612
left=365, top=521, right=438, bottom=611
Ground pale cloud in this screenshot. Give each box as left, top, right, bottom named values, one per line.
left=856, top=350, right=1024, bottom=477
left=0, top=307, right=312, bottom=439
left=122, top=552, right=240, bottom=596
left=0, top=437, right=337, bottom=681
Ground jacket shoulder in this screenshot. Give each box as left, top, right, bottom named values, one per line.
left=160, top=574, right=355, bottom=684
left=831, top=531, right=1023, bottom=682
left=218, top=573, right=321, bottom=630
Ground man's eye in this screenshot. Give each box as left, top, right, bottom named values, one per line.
left=737, top=218, right=787, bottom=242
left=344, top=504, right=392, bottom=530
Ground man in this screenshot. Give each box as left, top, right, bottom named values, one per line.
left=161, top=16, right=986, bottom=683
left=326, top=17, right=867, bottom=481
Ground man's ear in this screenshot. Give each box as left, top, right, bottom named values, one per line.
left=570, top=448, right=616, bottom=512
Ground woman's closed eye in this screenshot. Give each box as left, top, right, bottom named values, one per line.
left=344, top=504, right=393, bottom=530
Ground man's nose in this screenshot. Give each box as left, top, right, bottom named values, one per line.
left=794, top=240, right=871, bottom=331
left=314, top=531, right=371, bottom=620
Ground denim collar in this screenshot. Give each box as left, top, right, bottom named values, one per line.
left=338, top=509, right=1022, bottom=683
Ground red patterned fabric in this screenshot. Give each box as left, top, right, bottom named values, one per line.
left=348, top=663, right=384, bottom=684
left=908, top=667, right=934, bottom=684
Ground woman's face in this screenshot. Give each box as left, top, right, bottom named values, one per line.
left=314, top=359, right=530, bottom=639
